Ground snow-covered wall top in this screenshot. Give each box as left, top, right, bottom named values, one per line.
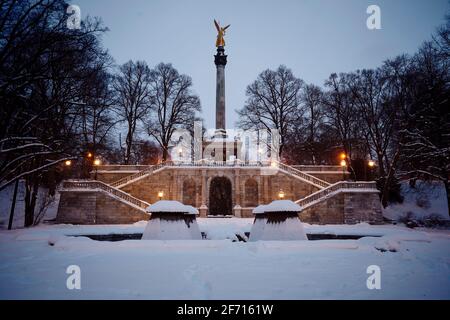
left=146, top=200, right=199, bottom=215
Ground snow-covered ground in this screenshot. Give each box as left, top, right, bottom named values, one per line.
left=0, top=219, right=449, bottom=299
left=0, top=180, right=449, bottom=299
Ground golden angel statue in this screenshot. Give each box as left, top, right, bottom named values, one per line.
left=214, top=19, right=230, bottom=47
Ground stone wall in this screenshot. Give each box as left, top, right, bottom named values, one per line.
left=307, top=172, right=349, bottom=184
left=56, top=190, right=149, bottom=224
left=300, top=191, right=383, bottom=225
left=300, top=193, right=345, bottom=224
left=57, top=165, right=383, bottom=225
left=119, top=167, right=321, bottom=213
left=343, top=192, right=383, bottom=224
left=93, top=171, right=138, bottom=184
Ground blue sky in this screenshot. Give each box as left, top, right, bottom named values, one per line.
left=73, top=0, right=449, bottom=129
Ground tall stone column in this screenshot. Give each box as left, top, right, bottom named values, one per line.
left=214, top=46, right=227, bottom=137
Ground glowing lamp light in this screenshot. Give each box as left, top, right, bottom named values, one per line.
left=339, top=153, right=346, bottom=160
left=278, top=190, right=285, bottom=199
left=65, top=160, right=72, bottom=166
left=340, top=160, right=347, bottom=167
left=368, top=160, right=375, bottom=168
left=271, top=161, right=278, bottom=168
left=158, top=191, right=164, bottom=200
left=178, top=148, right=183, bottom=153
left=87, top=152, right=93, bottom=158
left=93, top=159, right=101, bottom=166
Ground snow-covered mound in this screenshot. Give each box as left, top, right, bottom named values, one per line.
left=383, top=180, right=449, bottom=222
left=142, top=217, right=201, bottom=240
left=143, top=200, right=201, bottom=240
left=264, top=200, right=302, bottom=212
left=252, top=205, right=267, bottom=214
left=249, top=200, right=307, bottom=241
left=146, top=200, right=198, bottom=214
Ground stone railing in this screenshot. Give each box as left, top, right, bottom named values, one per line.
left=291, top=165, right=344, bottom=172
left=95, top=165, right=152, bottom=171
left=170, top=159, right=272, bottom=167
left=276, top=162, right=331, bottom=188
left=295, top=181, right=378, bottom=209
left=63, top=180, right=150, bottom=210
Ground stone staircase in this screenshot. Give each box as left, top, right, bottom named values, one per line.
left=276, top=162, right=331, bottom=189
left=67, top=162, right=368, bottom=214
left=109, top=163, right=166, bottom=188
left=106, top=160, right=332, bottom=191
left=295, top=181, right=378, bottom=210
left=62, top=180, right=150, bottom=212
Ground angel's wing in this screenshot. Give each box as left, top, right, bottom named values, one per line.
left=223, top=24, right=231, bottom=30
left=214, top=20, right=220, bottom=32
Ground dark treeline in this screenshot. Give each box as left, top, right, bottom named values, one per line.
left=237, top=15, right=449, bottom=212
left=0, top=0, right=201, bottom=226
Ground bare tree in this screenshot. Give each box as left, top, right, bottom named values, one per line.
left=323, top=73, right=362, bottom=161
left=146, top=63, right=201, bottom=162
left=78, top=69, right=118, bottom=155
left=0, top=0, right=109, bottom=226
left=237, top=65, right=304, bottom=157
left=300, top=84, right=325, bottom=164
left=113, top=60, right=152, bottom=164
left=399, top=40, right=450, bottom=216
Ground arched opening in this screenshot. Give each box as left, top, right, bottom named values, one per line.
left=182, top=178, right=196, bottom=207
left=244, top=178, right=258, bottom=207
left=209, top=177, right=232, bottom=216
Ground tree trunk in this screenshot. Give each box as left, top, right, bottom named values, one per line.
left=444, top=178, right=450, bottom=218
left=24, top=176, right=39, bottom=227
left=162, top=145, right=169, bottom=162
left=125, top=129, right=133, bottom=165
left=8, top=179, right=19, bottom=230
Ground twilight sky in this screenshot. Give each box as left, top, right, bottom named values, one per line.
left=73, top=0, right=448, bottom=130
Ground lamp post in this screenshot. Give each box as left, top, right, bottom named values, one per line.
left=158, top=191, right=164, bottom=200
left=178, top=148, right=183, bottom=163
left=278, top=190, right=285, bottom=200
left=367, top=160, right=375, bottom=181
left=340, top=159, right=347, bottom=181
left=93, top=159, right=101, bottom=180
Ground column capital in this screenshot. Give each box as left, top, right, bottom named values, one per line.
left=214, top=46, right=227, bottom=66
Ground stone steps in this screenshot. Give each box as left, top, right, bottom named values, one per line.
left=295, top=181, right=378, bottom=210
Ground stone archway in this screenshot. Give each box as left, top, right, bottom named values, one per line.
left=209, top=176, right=232, bottom=216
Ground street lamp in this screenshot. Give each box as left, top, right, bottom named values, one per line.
left=367, top=160, right=376, bottom=180
left=93, top=159, right=101, bottom=180
left=178, top=148, right=183, bottom=162
left=339, top=152, right=346, bottom=160
left=158, top=191, right=164, bottom=200
left=340, top=159, right=347, bottom=181
left=65, top=160, right=72, bottom=166
left=278, top=190, right=285, bottom=199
